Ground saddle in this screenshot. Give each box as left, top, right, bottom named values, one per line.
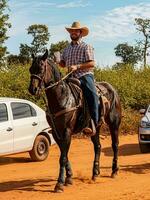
left=67, top=78, right=111, bottom=131
left=66, top=78, right=90, bottom=133
left=67, top=77, right=81, bottom=87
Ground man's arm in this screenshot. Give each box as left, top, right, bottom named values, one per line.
left=77, top=60, right=95, bottom=69
left=70, top=61, right=95, bottom=71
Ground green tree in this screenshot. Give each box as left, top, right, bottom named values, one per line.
left=135, top=18, right=150, bottom=68
left=114, top=43, right=142, bottom=66
left=19, top=44, right=32, bottom=64
left=7, top=54, right=20, bottom=66
left=0, top=0, right=11, bottom=67
left=27, top=24, right=50, bottom=55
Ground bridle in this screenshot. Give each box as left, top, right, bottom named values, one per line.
left=30, top=59, right=48, bottom=92
left=31, top=59, right=74, bottom=91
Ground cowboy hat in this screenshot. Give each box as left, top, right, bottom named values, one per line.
left=65, top=21, right=89, bottom=37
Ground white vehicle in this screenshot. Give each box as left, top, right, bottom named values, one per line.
left=138, top=107, right=150, bottom=153
left=0, top=97, right=55, bottom=161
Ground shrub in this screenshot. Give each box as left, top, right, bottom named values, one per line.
left=0, top=63, right=149, bottom=135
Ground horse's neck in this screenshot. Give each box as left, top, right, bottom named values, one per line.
left=48, top=59, right=61, bottom=82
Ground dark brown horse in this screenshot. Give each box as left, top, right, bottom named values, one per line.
left=28, top=50, right=121, bottom=193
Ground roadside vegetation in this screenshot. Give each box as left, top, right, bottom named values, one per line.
left=0, top=63, right=149, bottom=134
left=1, top=0, right=150, bottom=135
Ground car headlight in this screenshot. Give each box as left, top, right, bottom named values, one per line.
left=140, top=121, right=150, bottom=128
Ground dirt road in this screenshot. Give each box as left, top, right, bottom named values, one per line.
left=0, top=134, right=150, bottom=200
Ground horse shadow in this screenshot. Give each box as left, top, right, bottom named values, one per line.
left=102, top=142, right=150, bottom=174
left=102, top=143, right=141, bottom=156
left=0, top=178, right=56, bottom=193
left=119, top=163, right=150, bottom=174
left=0, top=156, right=31, bottom=166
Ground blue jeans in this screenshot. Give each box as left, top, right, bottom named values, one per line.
left=79, top=74, right=99, bottom=126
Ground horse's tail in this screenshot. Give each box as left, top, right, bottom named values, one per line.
left=99, top=81, right=121, bottom=115
left=104, top=82, right=122, bottom=123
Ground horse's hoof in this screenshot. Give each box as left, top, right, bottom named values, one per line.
left=92, top=176, right=96, bottom=181
left=65, top=177, right=73, bottom=186
left=54, top=183, right=64, bottom=193
left=111, top=171, right=118, bottom=178
left=92, top=175, right=98, bottom=181
left=111, top=167, right=119, bottom=178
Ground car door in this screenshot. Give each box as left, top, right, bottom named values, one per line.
left=11, top=102, right=39, bottom=152
left=0, top=103, right=13, bottom=155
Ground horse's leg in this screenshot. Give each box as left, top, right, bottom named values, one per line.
left=109, top=123, right=119, bottom=178
left=65, top=160, right=73, bottom=186
left=54, top=129, right=72, bottom=192
left=91, top=127, right=101, bottom=181
left=64, top=129, right=73, bottom=186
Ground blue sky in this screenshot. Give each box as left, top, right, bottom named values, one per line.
left=6, top=0, right=150, bottom=66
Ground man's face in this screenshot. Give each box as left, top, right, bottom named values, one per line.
left=70, top=29, right=82, bottom=41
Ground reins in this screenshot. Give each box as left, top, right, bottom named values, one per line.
left=45, top=70, right=74, bottom=90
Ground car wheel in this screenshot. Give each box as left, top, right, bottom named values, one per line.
left=29, top=135, right=50, bottom=161
left=139, top=143, right=150, bottom=153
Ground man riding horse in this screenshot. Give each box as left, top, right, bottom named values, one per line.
left=58, top=21, right=99, bottom=136
left=28, top=21, right=121, bottom=192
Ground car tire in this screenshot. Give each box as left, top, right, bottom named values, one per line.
left=139, top=143, right=150, bottom=153
left=29, top=135, right=50, bottom=161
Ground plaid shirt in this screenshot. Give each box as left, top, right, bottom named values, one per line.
left=61, top=40, right=94, bottom=78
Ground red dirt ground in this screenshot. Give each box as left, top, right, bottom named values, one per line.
left=0, top=134, right=150, bottom=200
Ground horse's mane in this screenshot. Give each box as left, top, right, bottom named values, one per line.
left=47, top=59, right=62, bottom=82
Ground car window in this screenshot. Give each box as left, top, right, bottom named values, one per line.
left=0, top=103, right=8, bottom=122
left=11, top=102, right=37, bottom=120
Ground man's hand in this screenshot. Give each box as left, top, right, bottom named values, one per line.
left=70, top=65, right=78, bottom=71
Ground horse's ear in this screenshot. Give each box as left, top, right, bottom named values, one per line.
left=42, top=49, right=48, bottom=61
left=32, top=53, right=35, bottom=59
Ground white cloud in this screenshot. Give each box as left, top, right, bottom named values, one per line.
left=7, top=0, right=91, bottom=38
left=6, top=1, right=150, bottom=65
left=57, top=0, right=90, bottom=8
left=7, top=1, right=56, bottom=37
left=89, top=3, right=150, bottom=41
left=9, top=0, right=90, bottom=10
left=9, top=1, right=150, bottom=41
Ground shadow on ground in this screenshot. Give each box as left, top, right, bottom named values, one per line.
left=120, top=162, right=150, bottom=174
left=102, top=143, right=141, bottom=156
left=0, top=156, right=31, bottom=166
left=0, top=178, right=56, bottom=193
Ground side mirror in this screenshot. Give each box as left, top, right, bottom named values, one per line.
left=54, top=51, right=61, bottom=63
left=139, top=109, right=146, bottom=115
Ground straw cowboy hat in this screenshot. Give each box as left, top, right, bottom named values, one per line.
left=65, top=21, right=89, bottom=37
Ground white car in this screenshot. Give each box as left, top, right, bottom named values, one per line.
left=0, top=97, right=55, bottom=161
left=138, top=107, right=150, bottom=153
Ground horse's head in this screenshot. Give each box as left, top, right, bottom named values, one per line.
left=28, top=49, right=50, bottom=96
left=29, top=49, right=61, bottom=96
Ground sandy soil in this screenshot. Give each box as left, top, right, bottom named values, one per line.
left=0, top=134, right=150, bottom=200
